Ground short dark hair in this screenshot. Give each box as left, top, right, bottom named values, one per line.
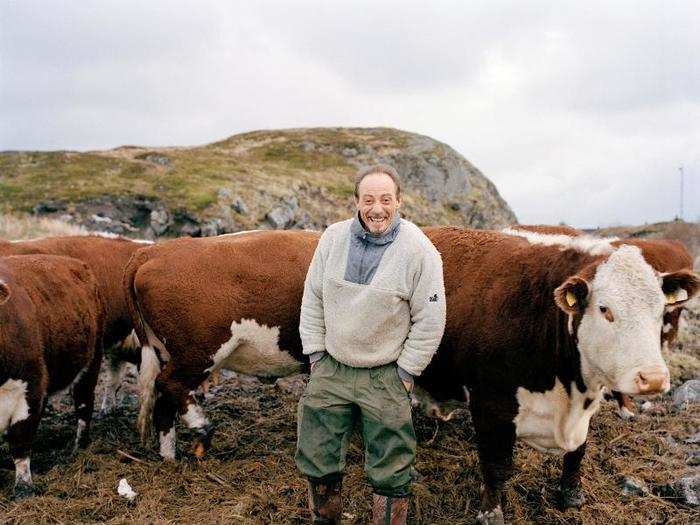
left=354, top=164, right=401, bottom=199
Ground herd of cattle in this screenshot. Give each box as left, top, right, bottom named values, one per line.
left=0, top=224, right=698, bottom=521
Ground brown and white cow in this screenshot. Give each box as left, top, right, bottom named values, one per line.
left=420, top=227, right=698, bottom=524
left=0, top=234, right=151, bottom=413
left=125, top=228, right=698, bottom=523
left=0, top=255, right=105, bottom=499
left=123, top=230, right=316, bottom=455
left=507, top=225, right=694, bottom=419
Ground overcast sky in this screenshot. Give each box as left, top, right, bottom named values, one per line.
left=1, top=1, right=698, bottom=228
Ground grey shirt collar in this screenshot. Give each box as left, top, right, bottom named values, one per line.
left=351, top=210, right=402, bottom=246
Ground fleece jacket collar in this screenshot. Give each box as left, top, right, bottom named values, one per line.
left=351, top=210, right=402, bottom=246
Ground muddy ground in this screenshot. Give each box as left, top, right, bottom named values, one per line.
left=1, top=301, right=699, bottom=524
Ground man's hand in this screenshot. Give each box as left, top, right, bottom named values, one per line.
left=397, top=365, right=414, bottom=393
left=309, top=351, right=326, bottom=373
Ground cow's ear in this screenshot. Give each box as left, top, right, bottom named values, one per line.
left=554, top=276, right=589, bottom=315
left=0, top=281, right=9, bottom=305
left=661, top=270, right=700, bottom=307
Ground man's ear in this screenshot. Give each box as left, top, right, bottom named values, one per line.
left=661, top=269, right=700, bottom=307
left=0, top=281, right=10, bottom=305
left=554, top=276, right=590, bottom=315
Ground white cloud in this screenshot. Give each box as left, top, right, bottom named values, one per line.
left=1, top=0, right=698, bottom=226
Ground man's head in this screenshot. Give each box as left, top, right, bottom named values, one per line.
left=354, top=164, right=402, bottom=235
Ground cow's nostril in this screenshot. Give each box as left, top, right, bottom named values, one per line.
left=635, top=369, right=669, bottom=393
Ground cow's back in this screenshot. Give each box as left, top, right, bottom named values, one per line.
left=1, top=254, right=104, bottom=393
left=420, top=227, right=599, bottom=400
left=133, top=230, right=320, bottom=363
left=1, top=235, right=144, bottom=347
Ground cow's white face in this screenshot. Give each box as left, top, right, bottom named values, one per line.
left=555, top=245, right=699, bottom=395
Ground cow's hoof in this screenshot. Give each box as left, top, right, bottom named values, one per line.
left=13, top=482, right=35, bottom=500
left=476, top=505, right=504, bottom=525
left=559, top=484, right=586, bottom=509
left=192, top=423, right=216, bottom=458
left=617, top=407, right=636, bottom=420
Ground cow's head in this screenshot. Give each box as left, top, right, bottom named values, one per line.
left=555, top=245, right=699, bottom=395
left=660, top=269, right=698, bottom=348
left=0, top=279, right=9, bottom=305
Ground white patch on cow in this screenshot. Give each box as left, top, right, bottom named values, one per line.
left=514, top=379, right=604, bottom=454
left=181, top=404, right=208, bottom=429
left=14, top=457, right=32, bottom=485
left=217, top=230, right=262, bottom=238
left=662, top=323, right=672, bottom=334
left=502, top=228, right=618, bottom=256
left=206, top=318, right=302, bottom=378
left=567, top=313, right=574, bottom=335
left=74, top=419, right=87, bottom=448
left=0, top=379, right=31, bottom=433
left=159, top=427, right=176, bottom=460
left=90, top=232, right=154, bottom=244
left=576, top=245, right=670, bottom=394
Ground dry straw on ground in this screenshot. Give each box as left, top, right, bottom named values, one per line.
left=0, top=213, right=87, bottom=240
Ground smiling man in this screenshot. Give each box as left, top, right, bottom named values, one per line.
left=295, top=164, right=446, bottom=524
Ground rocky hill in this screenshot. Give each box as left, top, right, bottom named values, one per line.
left=0, top=128, right=516, bottom=238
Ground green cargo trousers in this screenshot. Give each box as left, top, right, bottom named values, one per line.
left=295, top=354, right=417, bottom=498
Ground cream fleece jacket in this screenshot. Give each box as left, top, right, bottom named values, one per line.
left=299, top=217, right=446, bottom=376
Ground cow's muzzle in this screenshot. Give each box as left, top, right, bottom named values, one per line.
left=634, top=367, right=670, bottom=394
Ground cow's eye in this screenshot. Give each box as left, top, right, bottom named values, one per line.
left=599, top=306, right=614, bottom=322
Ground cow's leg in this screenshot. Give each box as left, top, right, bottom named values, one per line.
left=154, top=361, right=212, bottom=459
left=613, top=391, right=635, bottom=420
left=153, top=362, right=179, bottom=460
left=559, top=441, right=586, bottom=509
left=6, top=393, right=43, bottom=500
left=471, top=396, right=516, bottom=525
left=99, top=349, right=127, bottom=416
left=72, top=343, right=103, bottom=451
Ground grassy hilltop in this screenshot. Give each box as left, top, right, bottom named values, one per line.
left=0, top=127, right=516, bottom=236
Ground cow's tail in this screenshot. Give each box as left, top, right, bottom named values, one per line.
left=123, top=248, right=162, bottom=443
left=137, top=345, right=161, bottom=442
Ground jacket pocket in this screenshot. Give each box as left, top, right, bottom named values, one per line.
left=323, top=277, right=410, bottom=359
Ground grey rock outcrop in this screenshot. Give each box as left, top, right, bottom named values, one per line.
left=673, top=379, right=700, bottom=409
left=19, top=128, right=518, bottom=237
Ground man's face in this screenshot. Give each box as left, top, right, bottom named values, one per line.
left=355, top=172, right=401, bottom=235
